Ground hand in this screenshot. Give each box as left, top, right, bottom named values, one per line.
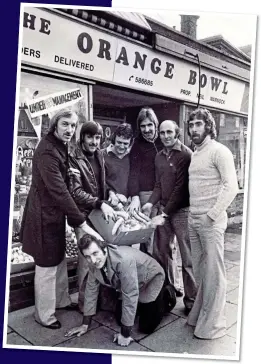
left=65, top=324, right=88, bottom=337
left=127, top=196, right=140, bottom=215
left=116, top=194, right=128, bottom=205
left=77, top=223, right=104, bottom=241
left=141, top=202, right=153, bottom=217
left=101, top=202, right=117, bottom=222
left=201, top=213, right=214, bottom=226
left=108, top=191, right=119, bottom=207
left=151, top=214, right=166, bottom=227
left=68, top=167, right=81, bottom=178
left=113, top=333, right=134, bottom=347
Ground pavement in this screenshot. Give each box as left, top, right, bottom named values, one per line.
left=5, top=232, right=242, bottom=358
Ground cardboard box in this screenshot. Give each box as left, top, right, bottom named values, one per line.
left=88, top=209, right=154, bottom=246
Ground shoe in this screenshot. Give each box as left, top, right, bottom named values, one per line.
left=184, top=306, right=192, bottom=316
left=57, top=303, right=79, bottom=311
left=174, top=288, right=183, bottom=297
left=40, top=320, right=61, bottom=330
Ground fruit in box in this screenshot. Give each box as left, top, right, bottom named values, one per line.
left=11, top=245, right=34, bottom=264
left=65, top=224, right=78, bottom=259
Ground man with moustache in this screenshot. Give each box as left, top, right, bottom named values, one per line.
left=142, top=120, right=197, bottom=315
left=69, top=120, right=117, bottom=312
left=186, top=108, right=238, bottom=339
left=20, top=108, right=102, bottom=330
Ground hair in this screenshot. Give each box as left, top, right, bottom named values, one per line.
left=78, top=233, right=107, bottom=255
left=160, top=120, right=180, bottom=138
left=48, top=108, right=78, bottom=134
left=187, top=108, right=217, bottom=139
left=136, top=106, right=159, bottom=130
left=79, top=120, right=104, bottom=144
left=111, top=123, right=134, bottom=144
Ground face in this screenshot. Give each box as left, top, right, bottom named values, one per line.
left=114, top=135, right=131, bottom=156
left=83, top=133, right=101, bottom=154
left=140, top=118, right=156, bottom=141
left=159, top=120, right=178, bottom=149
left=188, top=118, right=207, bottom=145
left=82, top=242, right=107, bottom=269
left=55, top=115, right=78, bottom=143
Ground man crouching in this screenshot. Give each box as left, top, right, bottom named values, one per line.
left=65, top=233, right=169, bottom=346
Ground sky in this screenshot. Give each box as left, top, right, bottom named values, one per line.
left=143, top=10, right=257, bottom=48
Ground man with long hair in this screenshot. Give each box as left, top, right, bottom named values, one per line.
left=187, top=108, right=238, bottom=339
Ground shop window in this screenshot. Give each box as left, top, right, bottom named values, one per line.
left=13, top=72, right=89, bottom=239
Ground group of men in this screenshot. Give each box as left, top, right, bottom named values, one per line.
left=20, top=105, right=238, bottom=347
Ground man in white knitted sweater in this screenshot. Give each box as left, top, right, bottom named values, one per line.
left=187, top=108, right=238, bottom=339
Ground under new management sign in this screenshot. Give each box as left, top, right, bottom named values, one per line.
left=21, top=7, right=247, bottom=113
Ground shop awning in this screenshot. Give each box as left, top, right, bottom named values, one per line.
left=108, top=11, right=152, bottom=32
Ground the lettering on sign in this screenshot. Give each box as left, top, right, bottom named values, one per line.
left=210, top=97, right=225, bottom=105
left=22, top=47, right=41, bottom=58
left=23, top=12, right=51, bottom=34
left=77, top=32, right=175, bottom=79
left=180, top=89, right=191, bottom=96
left=54, top=55, right=94, bottom=71
left=28, top=90, right=82, bottom=115
left=188, top=70, right=229, bottom=94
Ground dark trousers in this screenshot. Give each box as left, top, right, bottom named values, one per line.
left=115, top=285, right=169, bottom=335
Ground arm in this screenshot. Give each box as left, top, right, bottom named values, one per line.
left=39, top=151, right=85, bottom=227
left=128, top=143, right=141, bottom=198
left=163, top=154, right=190, bottom=215
left=69, top=157, right=103, bottom=210
left=83, top=269, right=101, bottom=321
left=207, top=146, right=238, bottom=221
left=119, top=258, right=139, bottom=337
left=65, top=270, right=100, bottom=338
left=148, top=155, right=161, bottom=206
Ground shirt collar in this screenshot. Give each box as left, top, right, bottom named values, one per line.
left=162, top=139, right=182, bottom=155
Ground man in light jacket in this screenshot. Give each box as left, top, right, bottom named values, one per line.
left=65, top=233, right=168, bottom=347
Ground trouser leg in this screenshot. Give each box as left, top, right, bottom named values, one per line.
left=75, top=227, right=89, bottom=313
left=188, top=213, right=227, bottom=339
left=187, top=215, right=204, bottom=327
left=34, top=265, right=58, bottom=326
left=171, top=209, right=197, bottom=309
left=138, top=286, right=165, bottom=334
left=139, top=191, right=159, bottom=255
left=55, top=256, right=72, bottom=308
left=153, top=218, right=181, bottom=290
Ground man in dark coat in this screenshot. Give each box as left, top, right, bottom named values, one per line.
left=69, top=121, right=117, bottom=312
left=20, top=108, right=103, bottom=330
left=65, top=233, right=169, bottom=347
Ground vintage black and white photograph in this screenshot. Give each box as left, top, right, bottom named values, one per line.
left=3, top=3, right=257, bottom=360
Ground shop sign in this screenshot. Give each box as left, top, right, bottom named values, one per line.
left=22, top=7, right=247, bottom=113
left=26, top=88, right=83, bottom=118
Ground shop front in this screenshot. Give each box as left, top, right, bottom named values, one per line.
left=9, top=6, right=250, bottom=311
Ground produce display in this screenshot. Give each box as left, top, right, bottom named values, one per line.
left=11, top=245, right=34, bottom=264
left=65, top=225, right=78, bottom=259
left=110, top=194, right=164, bottom=236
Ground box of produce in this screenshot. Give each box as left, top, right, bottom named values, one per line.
left=11, top=243, right=35, bottom=274
left=65, top=225, right=78, bottom=262
left=88, top=207, right=159, bottom=246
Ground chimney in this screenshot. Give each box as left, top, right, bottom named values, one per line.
left=180, top=15, right=199, bottom=40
